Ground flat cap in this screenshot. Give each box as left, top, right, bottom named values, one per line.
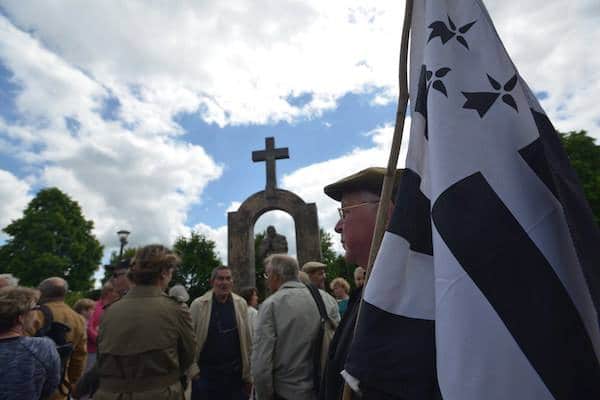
left=324, top=167, right=403, bottom=201
left=302, top=261, right=327, bottom=273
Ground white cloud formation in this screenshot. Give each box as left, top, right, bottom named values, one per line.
left=193, top=223, right=228, bottom=263
left=195, top=123, right=402, bottom=261
left=282, top=122, right=406, bottom=254
left=0, top=0, right=597, bottom=266
left=0, top=0, right=404, bottom=127
left=0, top=169, right=31, bottom=238
left=1, top=0, right=597, bottom=136
left=0, top=16, right=223, bottom=249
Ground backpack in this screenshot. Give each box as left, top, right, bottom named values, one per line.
left=305, top=284, right=338, bottom=395
left=35, top=304, right=74, bottom=396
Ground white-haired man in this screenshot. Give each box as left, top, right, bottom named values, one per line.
left=252, top=254, right=339, bottom=400
left=0, top=273, right=19, bottom=289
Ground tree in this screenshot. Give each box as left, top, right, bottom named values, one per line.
left=560, top=130, right=600, bottom=224
left=0, top=187, right=103, bottom=291
left=172, top=231, right=222, bottom=300
left=320, top=228, right=356, bottom=290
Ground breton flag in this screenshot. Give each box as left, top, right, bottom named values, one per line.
left=344, top=0, right=600, bottom=399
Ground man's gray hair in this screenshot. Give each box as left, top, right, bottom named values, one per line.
left=266, top=254, right=299, bottom=283
left=210, top=265, right=232, bottom=282
left=38, top=277, right=68, bottom=301
left=0, top=274, right=19, bottom=287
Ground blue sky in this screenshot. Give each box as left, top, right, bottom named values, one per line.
left=0, top=0, right=598, bottom=282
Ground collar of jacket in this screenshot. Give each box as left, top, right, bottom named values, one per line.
left=197, top=290, right=240, bottom=303
left=126, top=285, right=165, bottom=297
left=279, top=280, right=305, bottom=290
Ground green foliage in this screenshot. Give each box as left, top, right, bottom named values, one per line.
left=560, top=130, right=600, bottom=224
left=320, top=228, right=356, bottom=290
left=0, top=188, right=103, bottom=291
left=172, top=231, right=222, bottom=300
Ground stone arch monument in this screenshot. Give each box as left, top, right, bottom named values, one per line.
left=228, top=137, right=321, bottom=288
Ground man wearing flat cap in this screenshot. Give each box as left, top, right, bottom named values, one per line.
left=302, top=261, right=340, bottom=324
left=319, top=167, right=402, bottom=400
left=302, top=261, right=328, bottom=290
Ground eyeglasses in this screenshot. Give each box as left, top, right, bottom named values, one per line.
left=112, top=271, right=127, bottom=279
left=337, top=201, right=379, bottom=219
left=29, top=305, right=41, bottom=312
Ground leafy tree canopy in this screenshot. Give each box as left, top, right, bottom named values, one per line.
left=320, top=228, right=356, bottom=290
left=560, top=130, right=600, bottom=224
left=172, top=231, right=222, bottom=300
left=0, top=187, right=103, bottom=291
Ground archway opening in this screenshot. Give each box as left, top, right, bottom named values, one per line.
left=252, top=210, right=296, bottom=300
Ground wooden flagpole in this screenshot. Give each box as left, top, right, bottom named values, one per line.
left=341, top=0, right=413, bottom=398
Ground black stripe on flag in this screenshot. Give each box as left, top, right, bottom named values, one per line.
left=431, top=172, right=600, bottom=399
left=388, top=169, right=433, bottom=256
left=521, top=108, right=600, bottom=314
left=344, top=300, right=438, bottom=399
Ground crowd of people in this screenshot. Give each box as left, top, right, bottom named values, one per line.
left=0, top=167, right=403, bottom=400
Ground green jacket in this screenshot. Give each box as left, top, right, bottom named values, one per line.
left=95, top=285, right=196, bottom=400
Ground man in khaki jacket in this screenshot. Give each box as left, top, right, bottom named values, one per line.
left=30, top=277, right=87, bottom=400
left=188, top=266, right=252, bottom=399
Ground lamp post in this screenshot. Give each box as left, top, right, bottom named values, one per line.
left=117, top=230, right=130, bottom=258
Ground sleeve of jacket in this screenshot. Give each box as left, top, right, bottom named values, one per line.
left=68, top=316, right=88, bottom=384
left=176, top=303, right=197, bottom=374
left=251, top=299, right=276, bottom=400
left=234, top=297, right=253, bottom=384
left=321, top=291, right=341, bottom=325
left=41, top=338, right=61, bottom=399
left=187, top=299, right=202, bottom=378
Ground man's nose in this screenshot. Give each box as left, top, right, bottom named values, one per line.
left=334, top=218, right=343, bottom=233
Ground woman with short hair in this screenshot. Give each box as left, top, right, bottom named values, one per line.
left=0, top=286, right=61, bottom=399
left=95, top=244, right=196, bottom=400
left=330, top=277, right=351, bottom=317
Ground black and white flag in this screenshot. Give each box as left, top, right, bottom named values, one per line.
left=344, top=0, right=600, bottom=399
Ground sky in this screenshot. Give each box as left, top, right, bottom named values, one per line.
left=0, top=0, right=598, bottom=283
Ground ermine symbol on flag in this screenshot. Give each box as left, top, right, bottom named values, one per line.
left=415, top=65, right=451, bottom=138
left=462, top=74, right=519, bottom=117
left=428, top=16, right=476, bottom=49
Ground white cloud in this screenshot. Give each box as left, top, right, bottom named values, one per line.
left=255, top=211, right=297, bottom=258
left=0, top=0, right=405, bottom=127
left=0, top=170, right=31, bottom=237
left=193, top=223, right=228, bottom=263
left=0, top=0, right=597, bottom=266
left=1, top=0, right=597, bottom=135
left=281, top=121, right=407, bottom=254
left=0, top=15, right=223, bottom=250
left=226, top=201, right=242, bottom=214
left=198, top=122, right=403, bottom=261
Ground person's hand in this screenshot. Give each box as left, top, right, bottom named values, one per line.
left=242, top=382, right=253, bottom=396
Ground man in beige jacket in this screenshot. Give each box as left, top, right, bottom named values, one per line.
left=30, top=277, right=87, bottom=400
left=188, top=266, right=252, bottom=399
left=252, top=255, right=339, bottom=400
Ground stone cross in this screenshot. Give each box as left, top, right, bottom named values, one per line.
left=252, top=137, right=289, bottom=195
